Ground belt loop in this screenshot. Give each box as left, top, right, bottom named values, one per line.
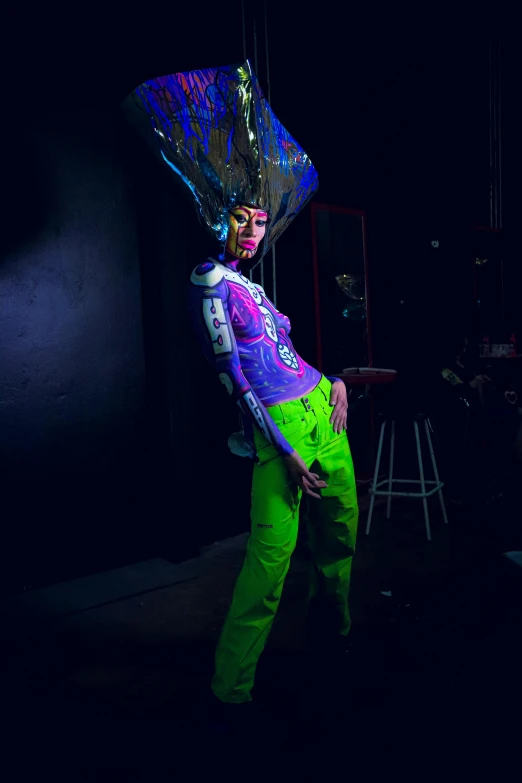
left=318, top=375, right=329, bottom=402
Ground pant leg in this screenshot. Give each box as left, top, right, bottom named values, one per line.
left=305, top=400, right=359, bottom=637
left=211, top=432, right=305, bottom=703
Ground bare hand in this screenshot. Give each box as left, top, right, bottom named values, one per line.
left=283, top=451, right=328, bottom=500
left=329, top=381, right=348, bottom=433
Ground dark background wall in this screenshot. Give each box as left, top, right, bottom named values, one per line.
left=0, top=8, right=519, bottom=594
left=0, top=9, right=252, bottom=594
left=0, top=111, right=153, bottom=592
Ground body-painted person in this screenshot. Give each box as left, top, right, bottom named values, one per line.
left=123, top=62, right=359, bottom=711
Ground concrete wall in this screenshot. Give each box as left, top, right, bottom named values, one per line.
left=0, top=112, right=153, bottom=592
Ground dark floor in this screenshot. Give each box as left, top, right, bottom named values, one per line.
left=1, top=482, right=522, bottom=777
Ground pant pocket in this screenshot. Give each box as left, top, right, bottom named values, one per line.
left=254, top=417, right=310, bottom=465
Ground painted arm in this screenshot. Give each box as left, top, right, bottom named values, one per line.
left=188, top=263, right=295, bottom=457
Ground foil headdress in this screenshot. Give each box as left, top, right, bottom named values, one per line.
left=122, top=61, right=318, bottom=259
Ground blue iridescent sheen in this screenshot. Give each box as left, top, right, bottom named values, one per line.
left=122, top=61, right=318, bottom=258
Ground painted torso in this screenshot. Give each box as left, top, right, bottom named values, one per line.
left=219, top=265, right=321, bottom=406
left=189, top=259, right=321, bottom=456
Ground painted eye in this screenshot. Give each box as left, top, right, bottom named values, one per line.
left=256, top=220, right=267, bottom=227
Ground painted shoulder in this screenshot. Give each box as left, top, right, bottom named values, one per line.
left=190, top=259, right=226, bottom=288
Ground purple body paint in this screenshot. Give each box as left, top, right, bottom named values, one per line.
left=189, top=259, right=326, bottom=456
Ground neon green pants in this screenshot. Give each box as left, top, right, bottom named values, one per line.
left=211, top=375, right=359, bottom=703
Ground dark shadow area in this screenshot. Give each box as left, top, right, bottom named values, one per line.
left=0, top=127, right=48, bottom=261
left=1, top=486, right=521, bottom=772
left=0, top=12, right=520, bottom=777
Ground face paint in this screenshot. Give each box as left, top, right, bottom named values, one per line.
left=226, top=206, right=268, bottom=260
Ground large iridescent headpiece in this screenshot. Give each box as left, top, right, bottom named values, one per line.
left=122, top=61, right=318, bottom=258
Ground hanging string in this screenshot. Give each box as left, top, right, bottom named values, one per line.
left=488, top=33, right=502, bottom=231
left=241, top=0, right=247, bottom=61
left=264, top=1, right=276, bottom=306
left=498, top=39, right=502, bottom=231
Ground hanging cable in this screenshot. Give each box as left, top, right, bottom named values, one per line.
left=498, top=40, right=502, bottom=228
left=253, top=17, right=259, bottom=75
left=253, top=14, right=264, bottom=288
left=493, top=38, right=499, bottom=229
left=241, top=0, right=247, bottom=61
left=264, top=0, right=276, bottom=306
left=241, top=1, right=254, bottom=281
left=264, top=1, right=271, bottom=102
left=488, top=34, right=493, bottom=229
left=489, top=34, right=503, bottom=231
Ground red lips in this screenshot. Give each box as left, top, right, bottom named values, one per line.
left=240, top=241, right=257, bottom=250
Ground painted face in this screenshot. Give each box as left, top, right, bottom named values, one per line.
left=226, top=206, right=268, bottom=260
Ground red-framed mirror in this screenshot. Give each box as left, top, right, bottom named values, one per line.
left=311, top=203, right=373, bottom=374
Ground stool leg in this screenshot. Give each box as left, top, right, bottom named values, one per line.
left=386, top=420, right=396, bottom=520
left=414, top=420, right=431, bottom=542
left=425, top=418, right=449, bottom=525
left=366, top=420, right=386, bottom=536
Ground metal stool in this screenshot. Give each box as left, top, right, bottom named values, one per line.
left=365, top=414, right=448, bottom=541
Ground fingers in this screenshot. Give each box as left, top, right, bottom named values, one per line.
left=302, top=472, right=328, bottom=500
left=330, top=408, right=348, bottom=433
left=302, top=477, right=323, bottom=500
left=304, top=488, right=322, bottom=500
left=329, top=382, right=340, bottom=403
left=334, top=417, right=347, bottom=434
left=285, top=453, right=328, bottom=497
left=330, top=408, right=341, bottom=426
left=330, top=382, right=347, bottom=409
left=306, top=473, right=328, bottom=489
